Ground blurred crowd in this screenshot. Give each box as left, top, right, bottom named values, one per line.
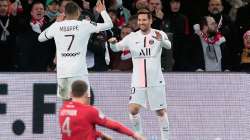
left=0, top=0, right=249, bottom=72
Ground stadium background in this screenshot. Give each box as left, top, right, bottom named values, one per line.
left=0, top=73, right=249, bottom=140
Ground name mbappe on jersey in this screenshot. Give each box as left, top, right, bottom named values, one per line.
left=59, top=25, right=79, bottom=32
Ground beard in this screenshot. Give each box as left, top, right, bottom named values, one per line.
left=140, top=25, right=150, bottom=32
left=209, top=10, right=222, bottom=22
left=211, top=8, right=221, bottom=14
left=208, top=30, right=217, bottom=37
left=140, top=27, right=147, bottom=32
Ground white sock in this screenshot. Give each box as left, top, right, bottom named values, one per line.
left=129, top=113, right=143, bottom=135
left=158, top=113, right=169, bottom=140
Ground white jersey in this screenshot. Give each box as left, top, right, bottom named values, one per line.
left=110, top=29, right=171, bottom=87
left=38, top=11, right=113, bottom=78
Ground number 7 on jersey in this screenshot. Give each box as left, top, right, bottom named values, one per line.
left=65, top=35, right=75, bottom=51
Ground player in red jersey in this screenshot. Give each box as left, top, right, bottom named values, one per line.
left=59, top=80, right=145, bottom=140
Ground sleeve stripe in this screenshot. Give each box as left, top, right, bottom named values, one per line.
left=44, top=31, right=49, bottom=40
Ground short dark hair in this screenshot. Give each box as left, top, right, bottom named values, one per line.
left=137, top=8, right=152, bottom=19
left=31, top=1, right=44, bottom=10
left=71, top=80, right=88, bottom=97
left=122, top=24, right=132, bottom=30
left=29, top=1, right=44, bottom=15
left=65, top=1, right=79, bottom=16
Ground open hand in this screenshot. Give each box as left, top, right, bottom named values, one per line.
left=155, top=31, right=162, bottom=41
left=95, top=0, right=106, bottom=13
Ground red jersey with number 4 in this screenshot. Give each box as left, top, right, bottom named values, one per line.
left=59, top=101, right=134, bottom=140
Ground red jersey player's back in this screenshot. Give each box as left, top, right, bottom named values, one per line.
left=59, top=101, right=98, bottom=140
left=59, top=80, right=145, bottom=140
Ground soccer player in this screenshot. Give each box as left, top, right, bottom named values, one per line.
left=108, top=8, right=171, bottom=140
left=59, top=80, right=145, bottom=140
left=38, top=0, right=113, bottom=100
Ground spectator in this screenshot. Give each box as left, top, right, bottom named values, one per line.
left=87, top=31, right=110, bottom=72
left=148, top=0, right=164, bottom=29
left=235, top=1, right=250, bottom=47
left=108, top=0, right=131, bottom=28
left=79, top=0, right=95, bottom=21
left=16, top=1, right=54, bottom=71
left=8, top=0, right=23, bottom=16
left=240, top=30, right=250, bottom=71
left=163, top=0, right=189, bottom=36
left=135, top=0, right=149, bottom=10
left=44, top=0, right=60, bottom=22
left=0, top=0, right=17, bottom=71
left=190, top=16, right=230, bottom=71
left=43, top=0, right=60, bottom=71
left=42, top=0, right=70, bottom=28
left=207, top=0, right=239, bottom=70
left=227, top=0, right=246, bottom=22
left=127, top=15, right=139, bottom=31
left=130, top=0, right=149, bottom=15
left=235, top=1, right=250, bottom=54
left=162, top=0, right=190, bottom=71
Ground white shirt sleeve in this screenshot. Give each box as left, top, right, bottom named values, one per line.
left=109, top=35, right=130, bottom=52
left=160, top=31, right=171, bottom=49
left=38, top=22, right=56, bottom=42
left=87, top=11, right=113, bottom=33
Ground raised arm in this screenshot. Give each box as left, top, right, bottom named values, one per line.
left=93, top=0, right=113, bottom=32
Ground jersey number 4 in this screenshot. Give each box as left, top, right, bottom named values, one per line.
left=62, top=117, right=72, bottom=137
left=65, top=35, right=75, bottom=51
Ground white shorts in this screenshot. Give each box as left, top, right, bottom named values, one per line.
left=129, top=86, right=167, bottom=111
left=57, top=75, right=90, bottom=100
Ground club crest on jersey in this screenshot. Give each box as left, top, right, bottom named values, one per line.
left=149, top=39, right=154, bottom=45
left=90, top=21, right=97, bottom=26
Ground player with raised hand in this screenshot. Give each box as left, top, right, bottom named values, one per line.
left=109, top=8, right=171, bottom=140
left=38, top=0, right=113, bottom=100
